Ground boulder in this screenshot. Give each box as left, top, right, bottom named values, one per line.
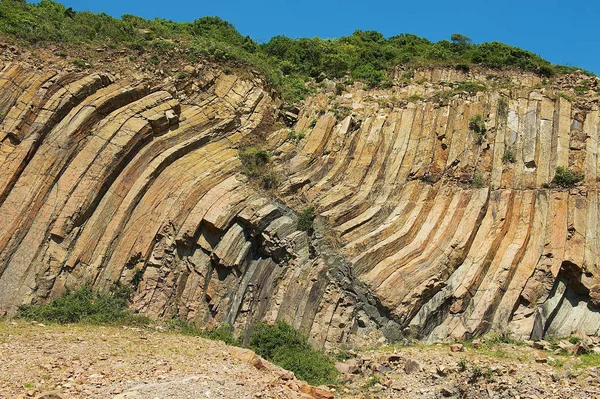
left=450, top=344, right=464, bottom=352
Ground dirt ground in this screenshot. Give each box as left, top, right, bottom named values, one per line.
left=1, top=320, right=600, bottom=399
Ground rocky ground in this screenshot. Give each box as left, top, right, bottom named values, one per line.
left=2, top=320, right=600, bottom=399
left=0, top=320, right=336, bottom=399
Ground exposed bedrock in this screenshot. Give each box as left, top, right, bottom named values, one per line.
left=277, top=68, right=600, bottom=342
left=0, top=61, right=599, bottom=346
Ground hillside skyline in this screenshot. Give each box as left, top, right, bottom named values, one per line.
left=32, top=0, right=600, bottom=75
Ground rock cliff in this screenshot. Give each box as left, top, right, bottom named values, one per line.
left=1, top=56, right=599, bottom=346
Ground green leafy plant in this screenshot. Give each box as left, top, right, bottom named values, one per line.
left=556, top=92, right=575, bottom=102
left=552, top=166, right=584, bottom=188
left=471, top=172, right=485, bottom=188
left=407, top=94, right=423, bottom=102
left=497, top=97, right=509, bottom=121
left=363, top=375, right=381, bottom=388
left=148, top=54, right=160, bottom=65
left=471, top=365, right=483, bottom=379
left=238, top=147, right=280, bottom=189
left=248, top=321, right=338, bottom=385
left=455, top=81, right=487, bottom=95
left=297, top=206, right=315, bottom=233
left=287, top=130, right=306, bottom=143
left=71, top=58, right=88, bottom=68
left=568, top=336, right=582, bottom=345
left=17, top=284, right=149, bottom=325
left=469, top=114, right=487, bottom=144
left=502, top=148, right=516, bottom=163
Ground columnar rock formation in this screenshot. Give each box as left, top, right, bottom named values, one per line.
left=0, top=59, right=599, bottom=346
left=277, top=68, right=600, bottom=342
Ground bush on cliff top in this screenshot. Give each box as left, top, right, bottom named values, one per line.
left=17, top=284, right=149, bottom=325
left=0, top=0, right=592, bottom=103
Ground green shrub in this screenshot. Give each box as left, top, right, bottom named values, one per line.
left=471, top=365, right=483, bottom=379
left=502, top=148, right=516, bottom=163
left=469, top=114, right=486, bottom=133
left=287, top=130, right=306, bottom=143
left=238, top=147, right=280, bottom=189
left=407, top=94, right=423, bottom=102
left=471, top=172, right=485, bottom=188
left=469, top=114, right=487, bottom=143
left=456, top=81, right=487, bottom=95
left=498, top=97, right=509, bottom=121
left=17, top=284, right=148, bottom=325
left=568, top=336, right=582, bottom=345
left=552, top=166, right=583, bottom=188
left=352, top=64, right=386, bottom=88
left=556, top=92, right=574, bottom=102
left=363, top=375, right=381, bottom=388
left=239, top=147, right=271, bottom=177
left=248, top=321, right=338, bottom=385
left=261, top=170, right=280, bottom=189
left=71, top=58, right=88, bottom=68
left=297, top=206, right=315, bottom=233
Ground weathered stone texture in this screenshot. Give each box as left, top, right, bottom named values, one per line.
left=0, top=62, right=599, bottom=346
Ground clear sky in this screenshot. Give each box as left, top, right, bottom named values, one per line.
left=40, top=0, right=600, bottom=74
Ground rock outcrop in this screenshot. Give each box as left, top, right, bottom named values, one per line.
left=276, top=67, right=600, bottom=342
left=0, top=57, right=599, bottom=345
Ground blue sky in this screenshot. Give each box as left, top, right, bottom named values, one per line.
left=42, top=0, right=600, bottom=74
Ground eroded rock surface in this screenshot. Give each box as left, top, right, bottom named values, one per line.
left=1, top=58, right=599, bottom=345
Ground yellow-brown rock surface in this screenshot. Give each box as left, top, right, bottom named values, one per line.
left=0, top=59, right=599, bottom=346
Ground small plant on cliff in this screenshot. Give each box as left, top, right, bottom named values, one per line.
left=502, top=148, right=516, bottom=164
left=471, top=172, right=485, bottom=188
left=238, top=147, right=280, bottom=189
left=552, top=166, right=584, bottom=188
left=17, top=284, right=148, bottom=325
left=469, top=114, right=486, bottom=136
left=497, top=97, right=509, bottom=121
left=287, top=130, right=305, bottom=144
left=297, top=206, right=315, bottom=233
left=248, top=321, right=338, bottom=385
left=556, top=92, right=575, bottom=102
left=455, top=81, right=487, bottom=95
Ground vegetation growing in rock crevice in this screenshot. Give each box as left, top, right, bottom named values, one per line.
left=297, top=206, right=315, bottom=233
left=238, top=146, right=280, bottom=189
left=469, top=114, right=487, bottom=143
left=0, top=0, right=593, bottom=103
left=502, top=148, right=516, bottom=163
left=551, top=166, right=584, bottom=188
left=471, top=172, right=485, bottom=188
